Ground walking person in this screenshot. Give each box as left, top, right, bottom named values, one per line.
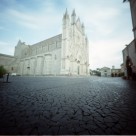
left=126, top=56, right=133, bottom=80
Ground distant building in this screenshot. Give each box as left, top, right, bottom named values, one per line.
left=111, top=66, right=121, bottom=77
left=122, top=0, right=136, bottom=76
left=99, top=67, right=111, bottom=77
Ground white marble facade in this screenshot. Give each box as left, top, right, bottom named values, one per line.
left=15, top=9, right=89, bottom=76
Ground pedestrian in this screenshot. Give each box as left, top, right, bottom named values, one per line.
left=132, top=65, right=136, bottom=80
left=126, top=56, right=133, bottom=80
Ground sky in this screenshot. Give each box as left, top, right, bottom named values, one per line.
left=0, top=0, right=134, bottom=70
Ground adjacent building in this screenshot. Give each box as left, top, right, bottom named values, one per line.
left=0, top=53, right=17, bottom=73
left=0, top=9, right=89, bottom=76
left=95, top=66, right=122, bottom=77
left=120, top=63, right=124, bottom=73
left=122, top=0, right=136, bottom=76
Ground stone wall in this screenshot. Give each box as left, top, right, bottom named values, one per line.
left=130, top=0, right=136, bottom=38
left=19, top=48, right=61, bottom=76
left=17, top=34, right=62, bottom=76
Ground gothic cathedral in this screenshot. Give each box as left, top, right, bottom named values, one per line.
left=13, top=9, right=89, bottom=76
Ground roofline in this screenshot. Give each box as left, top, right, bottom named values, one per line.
left=32, top=34, right=62, bottom=47
left=122, top=38, right=135, bottom=52
left=0, top=53, right=14, bottom=58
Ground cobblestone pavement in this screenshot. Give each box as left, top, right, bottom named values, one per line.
left=0, top=76, right=136, bottom=135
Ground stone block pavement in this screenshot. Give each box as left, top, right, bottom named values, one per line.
left=0, top=76, right=136, bottom=135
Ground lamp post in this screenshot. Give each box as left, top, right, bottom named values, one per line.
left=125, top=44, right=129, bottom=56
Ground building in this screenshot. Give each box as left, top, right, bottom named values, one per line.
left=93, top=66, right=122, bottom=77
left=0, top=53, right=17, bottom=73
left=0, top=9, right=89, bottom=76
left=111, top=66, right=121, bottom=77
left=99, top=67, right=111, bottom=77
left=122, top=0, right=136, bottom=76
left=120, top=63, right=124, bottom=73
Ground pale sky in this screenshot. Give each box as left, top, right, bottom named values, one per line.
left=0, top=0, right=134, bottom=70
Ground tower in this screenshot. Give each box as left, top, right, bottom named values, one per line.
left=60, top=9, right=89, bottom=75
left=71, top=9, right=76, bottom=25
left=61, top=9, right=70, bottom=74
left=14, top=40, right=28, bottom=59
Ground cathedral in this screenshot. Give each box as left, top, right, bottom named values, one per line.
left=0, top=9, right=89, bottom=76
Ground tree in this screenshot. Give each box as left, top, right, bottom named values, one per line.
left=92, top=70, right=101, bottom=76
left=0, top=65, right=7, bottom=78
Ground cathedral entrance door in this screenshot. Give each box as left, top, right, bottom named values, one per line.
left=24, top=59, right=29, bottom=75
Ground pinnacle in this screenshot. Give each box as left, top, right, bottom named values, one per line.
left=72, top=9, right=76, bottom=16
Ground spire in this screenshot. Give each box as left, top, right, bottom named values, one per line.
left=82, top=23, right=85, bottom=34
left=71, top=9, right=76, bottom=25
left=63, top=8, right=69, bottom=19
left=18, top=39, right=21, bottom=42
left=77, top=17, right=80, bottom=22
left=63, top=8, right=70, bottom=26
left=17, top=39, right=22, bottom=46
left=72, top=9, right=76, bottom=16
left=64, top=8, right=68, bottom=16
left=82, top=23, right=84, bottom=28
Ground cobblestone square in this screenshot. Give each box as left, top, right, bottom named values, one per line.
left=0, top=76, right=136, bottom=135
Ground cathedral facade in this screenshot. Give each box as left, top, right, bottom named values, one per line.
left=10, top=9, right=89, bottom=76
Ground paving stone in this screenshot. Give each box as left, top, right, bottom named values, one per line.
left=119, top=121, right=127, bottom=128
left=104, top=116, right=114, bottom=123
left=0, top=76, right=136, bottom=135
left=58, top=126, right=73, bottom=134
left=105, top=128, right=115, bottom=135
left=111, top=127, right=121, bottom=134
left=80, top=122, right=98, bottom=131
left=77, top=129, right=91, bottom=135
left=21, top=127, right=32, bottom=135
left=94, top=128, right=105, bottom=134
left=0, top=127, right=19, bottom=135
